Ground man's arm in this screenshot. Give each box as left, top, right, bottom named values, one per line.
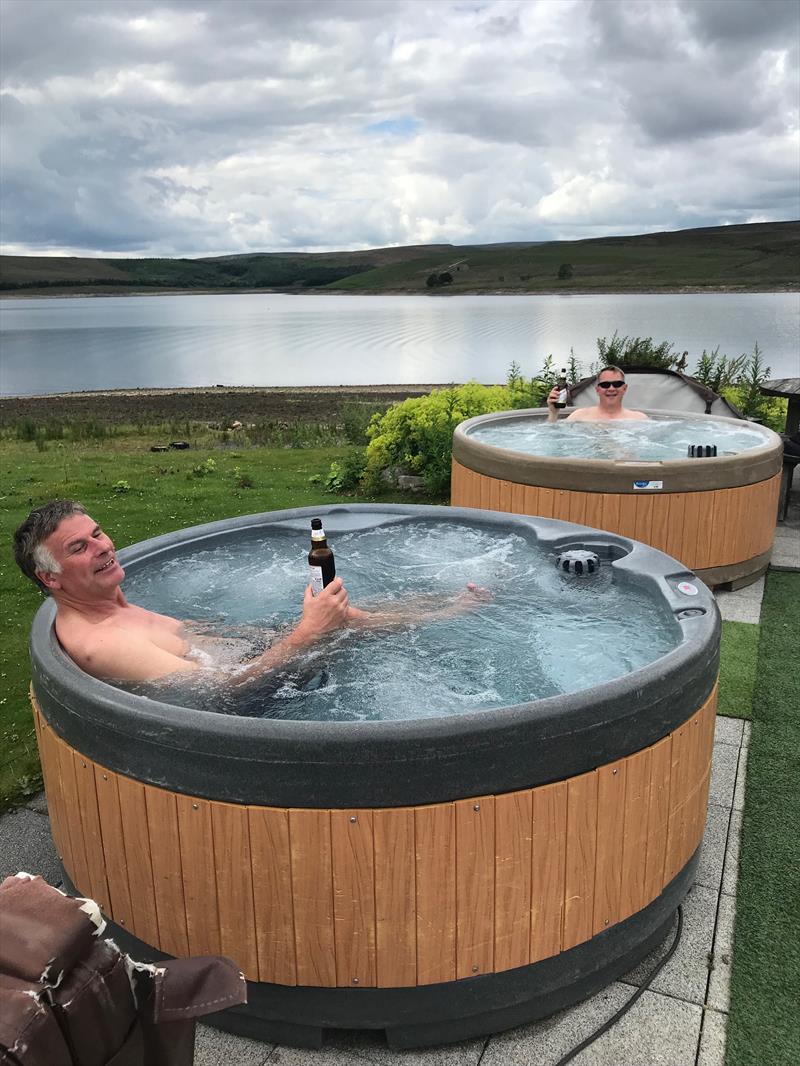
left=344, top=584, right=490, bottom=631
left=68, top=630, right=198, bottom=683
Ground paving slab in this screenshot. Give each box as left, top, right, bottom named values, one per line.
left=619, top=883, right=717, bottom=1005
left=708, top=742, right=739, bottom=810
left=770, top=525, right=800, bottom=571
left=695, top=803, right=730, bottom=893
left=0, top=808, right=61, bottom=884
left=262, top=1031, right=484, bottom=1066
left=194, top=1025, right=273, bottom=1066
left=697, top=1008, right=728, bottom=1066
left=721, top=808, right=744, bottom=896
left=713, top=716, right=744, bottom=746
left=707, top=892, right=737, bottom=1013
left=480, top=983, right=702, bottom=1066
left=713, top=592, right=762, bottom=624
left=732, top=740, right=749, bottom=812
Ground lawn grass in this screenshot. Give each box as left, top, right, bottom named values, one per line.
left=0, top=433, right=421, bottom=809
left=727, top=571, right=800, bottom=1066
left=717, top=620, right=760, bottom=720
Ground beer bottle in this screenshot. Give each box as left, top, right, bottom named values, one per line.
left=554, top=367, right=569, bottom=408
left=308, top=518, right=336, bottom=595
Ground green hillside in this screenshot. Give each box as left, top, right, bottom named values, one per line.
left=1, top=222, right=796, bottom=295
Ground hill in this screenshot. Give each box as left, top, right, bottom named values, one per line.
left=1, top=221, right=797, bottom=295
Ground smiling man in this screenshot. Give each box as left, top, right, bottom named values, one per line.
left=13, top=501, right=355, bottom=684
left=14, top=500, right=487, bottom=686
left=547, top=365, right=648, bottom=422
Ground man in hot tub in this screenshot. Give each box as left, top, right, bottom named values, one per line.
left=547, top=365, right=648, bottom=422
left=14, top=500, right=486, bottom=685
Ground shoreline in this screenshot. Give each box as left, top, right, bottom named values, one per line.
left=2, top=285, right=797, bottom=300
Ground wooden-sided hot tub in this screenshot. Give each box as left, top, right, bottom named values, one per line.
left=452, top=408, right=782, bottom=589
left=30, top=505, right=720, bottom=1049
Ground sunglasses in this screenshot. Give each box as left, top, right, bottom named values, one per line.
left=597, top=380, right=625, bottom=390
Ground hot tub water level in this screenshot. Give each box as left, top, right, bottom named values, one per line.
left=122, top=519, right=680, bottom=721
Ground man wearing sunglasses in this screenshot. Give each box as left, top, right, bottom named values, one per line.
left=547, top=365, right=648, bottom=422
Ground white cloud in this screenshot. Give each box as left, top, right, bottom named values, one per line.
left=0, top=0, right=797, bottom=255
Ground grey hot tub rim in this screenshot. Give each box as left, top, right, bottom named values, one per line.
left=30, top=504, right=720, bottom=809
left=453, top=407, right=783, bottom=493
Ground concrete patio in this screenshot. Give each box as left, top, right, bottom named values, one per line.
left=2, top=499, right=797, bottom=1066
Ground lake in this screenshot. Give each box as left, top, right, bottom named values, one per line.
left=0, top=292, right=797, bottom=397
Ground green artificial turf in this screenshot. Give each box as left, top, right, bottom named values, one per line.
left=717, top=620, right=760, bottom=720
left=726, top=571, right=800, bottom=1066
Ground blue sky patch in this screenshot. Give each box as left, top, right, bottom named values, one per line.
left=365, top=116, right=421, bottom=137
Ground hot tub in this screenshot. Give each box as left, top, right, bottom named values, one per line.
left=452, top=409, right=783, bottom=589
left=30, top=505, right=720, bottom=1049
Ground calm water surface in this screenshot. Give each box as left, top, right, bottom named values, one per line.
left=0, top=292, right=797, bottom=397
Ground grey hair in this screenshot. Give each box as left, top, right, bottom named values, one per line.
left=13, top=500, right=87, bottom=592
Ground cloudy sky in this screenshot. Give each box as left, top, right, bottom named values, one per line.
left=1, top=0, right=798, bottom=257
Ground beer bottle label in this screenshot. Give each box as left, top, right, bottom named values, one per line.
left=309, top=565, right=324, bottom=596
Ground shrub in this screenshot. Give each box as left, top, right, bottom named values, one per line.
left=232, top=466, right=254, bottom=489
left=111, top=480, right=131, bottom=494
left=325, top=449, right=367, bottom=493
left=693, top=347, right=748, bottom=393
left=190, top=458, right=217, bottom=478
left=597, top=331, right=679, bottom=369
left=362, top=383, right=518, bottom=497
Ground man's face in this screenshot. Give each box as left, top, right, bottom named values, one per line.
left=37, top=513, right=125, bottom=597
left=595, top=371, right=627, bottom=408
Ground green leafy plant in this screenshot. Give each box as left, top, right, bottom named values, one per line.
left=190, top=458, right=217, bottom=478
left=232, top=466, right=254, bottom=489
left=362, top=383, right=518, bottom=497
left=325, top=449, right=367, bottom=493
left=693, top=347, right=748, bottom=393
left=597, top=331, right=679, bottom=369
left=111, top=479, right=131, bottom=494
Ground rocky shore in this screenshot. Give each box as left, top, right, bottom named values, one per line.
left=0, top=384, right=463, bottom=427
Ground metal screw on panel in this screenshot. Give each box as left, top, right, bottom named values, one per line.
left=604, top=918, right=609, bottom=926
left=473, top=804, right=481, bottom=812
left=612, top=769, right=618, bottom=775
left=192, top=803, right=199, bottom=810
left=80, top=761, right=86, bottom=768
left=471, top=964, right=479, bottom=973
left=349, top=816, right=357, bottom=824
left=119, top=918, right=125, bottom=925
left=352, top=977, right=360, bottom=984
left=102, top=774, right=107, bottom=780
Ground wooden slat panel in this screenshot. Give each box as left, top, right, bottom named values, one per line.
left=289, top=808, right=335, bottom=987
left=94, top=767, right=134, bottom=930
left=145, top=787, right=189, bottom=958
left=616, top=495, right=639, bottom=539
left=568, top=491, right=587, bottom=526
left=664, top=719, right=693, bottom=884
left=497, top=479, right=513, bottom=514
left=643, top=736, right=672, bottom=901
left=415, top=803, right=456, bottom=985
left=583, top=492, right=604, bottom=531
left=331, top=809, right=376, bottom=988
left=522, top=484, right=540, bottom=516
left=212, top=801, right=258, bottom=979
left=633, top=494, right=654, bottom=546
left=618, top=748, right=652, bottom=922
left=552, top=490, right=571, bottom=521
left=479, top=473, right=494, bottom=512
left=530, top=781, right=567, bottom=963
left=563, top=771, right=598, bottom=951
left=116, top=774, right=159, bottom=948
left=72, top=752, right=110, bottom=912
left=55, top=738, right=90, bottom=895
left=455, top=796, right=495, bottom=979
left=693, top=494, right=716, bottom=570
left=511, top=482, right=527, bottom=516
left=374, top=808, right=416, bottom=987
left=494, top=790, right=533, bottom=972
left=713, top=487, right=736, bottom=567
left=35, top=716, right=72, bottom=876
left=176, top=794, right=220, bottom=957
left=681, top=492, right=704, bottom=569
left=450, top=460, right=465, bottom=506
left=250, top=805, right=298, bottom=980
left=488, top=476, right=501, bottom=512
left=649, top=494, right=672, bottom=554
left=537, top=487, right=555, bottom=518
left=600, top=493, right=621, bottom=535
left=666, top=493, right=687, bottom=563
left=592, top=759, right=627, bottom=935
left=249, top=806, right=296, bottom=986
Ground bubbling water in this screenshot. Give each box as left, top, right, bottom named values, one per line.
left=121, top=519, right=681, bottom=721
left=469, top=416, right=768, bottom=461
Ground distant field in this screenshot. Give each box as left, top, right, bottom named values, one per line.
left=1, top=221, right=797, bottom=295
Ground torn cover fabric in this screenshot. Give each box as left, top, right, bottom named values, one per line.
left=0, top=874, right=247, bottom=1066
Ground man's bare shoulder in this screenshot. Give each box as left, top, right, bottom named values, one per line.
left=55, top=610, right=194, bottom=682
left=565, top=407, right=598, bottom=421
left=620, top=410, right=649, bottom=420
